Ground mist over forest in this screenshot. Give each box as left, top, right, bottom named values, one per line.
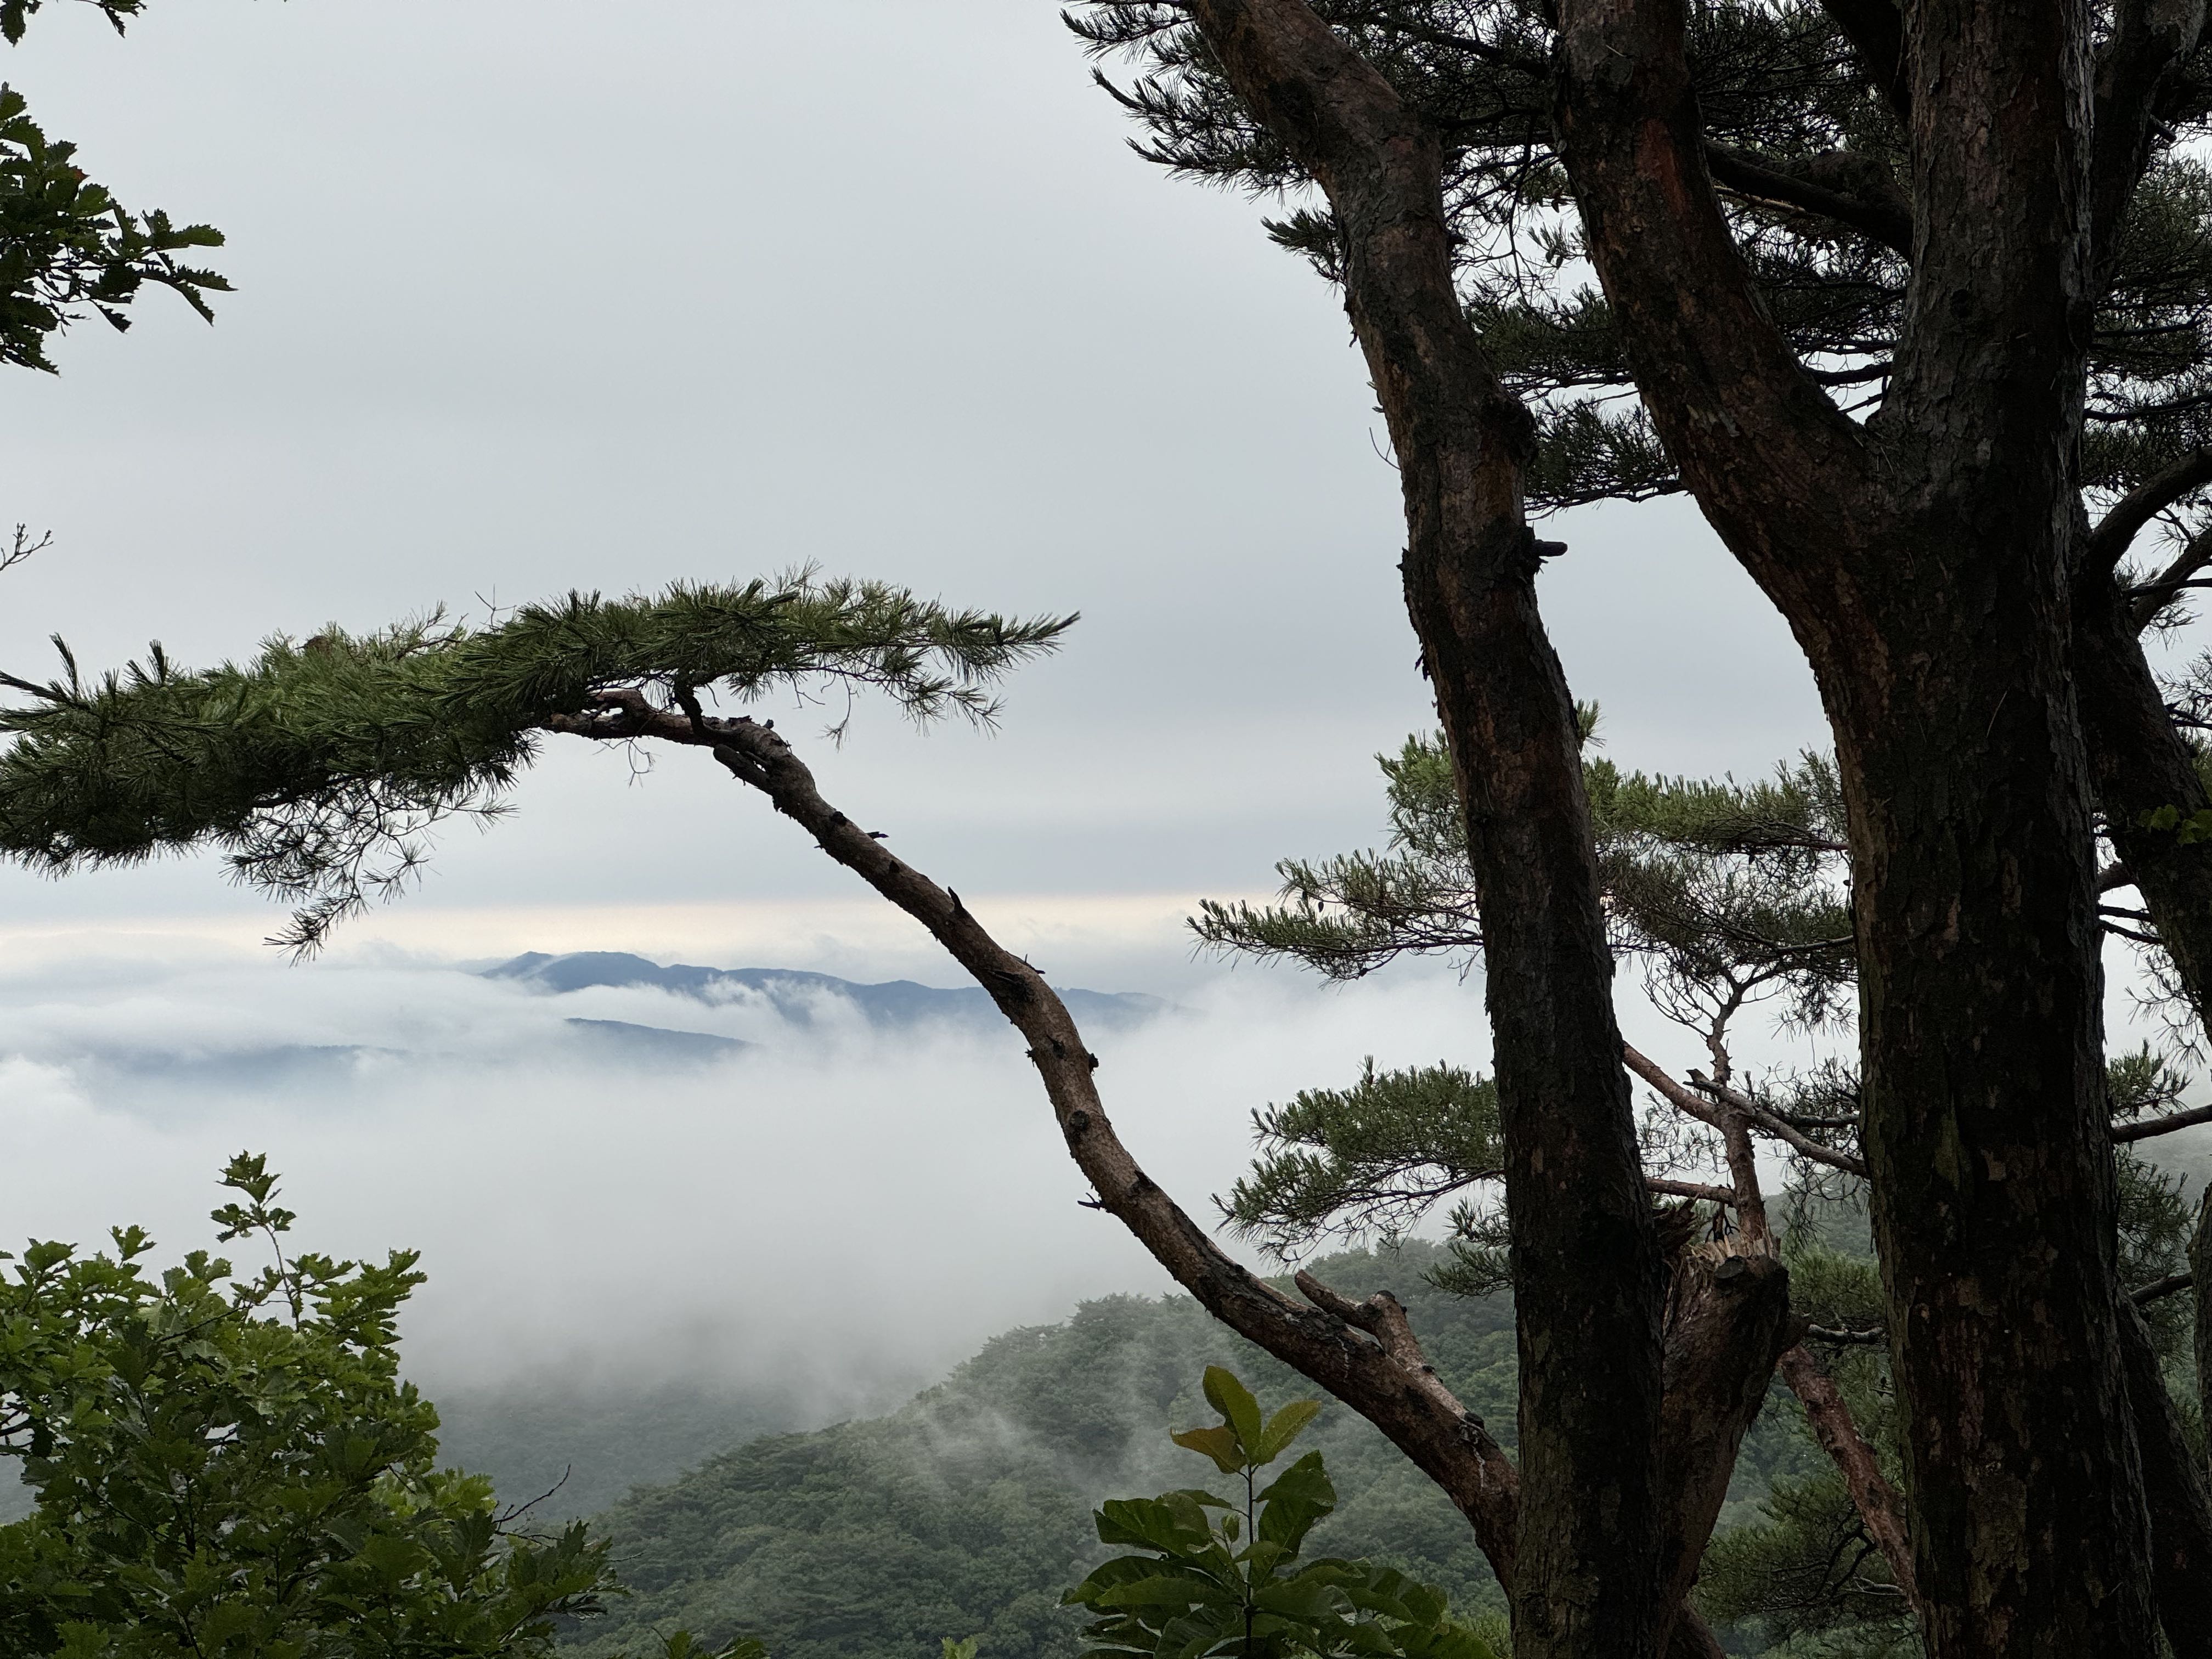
left=5, top=935, right=2203, bottom=1655
left=8, top=0, right=2212, bottom=1652
left=0, top=940, right=1504, bottom=1392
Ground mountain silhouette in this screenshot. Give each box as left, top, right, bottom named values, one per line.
left=483, top=951, right=1169, bottom=1031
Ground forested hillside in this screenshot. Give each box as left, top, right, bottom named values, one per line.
left=555, top=1241, right=1821, bottom=1658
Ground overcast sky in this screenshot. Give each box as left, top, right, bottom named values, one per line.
left=0, top=0, right=1830, bottom=968
left=0, top=2, right=1950, bottom=1392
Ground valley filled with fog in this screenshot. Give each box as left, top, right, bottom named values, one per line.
left=0, top=938, right=1498, bottom=1406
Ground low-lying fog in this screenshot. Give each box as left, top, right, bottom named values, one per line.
left=1, top=921, right=2200, bottom=1517
left=0, top=935, right=1505, bottom=1404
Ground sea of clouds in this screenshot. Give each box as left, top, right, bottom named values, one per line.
left=0, top=917, right=2194, bottom=1422
left=0, top=935, right=1514, bottom=1404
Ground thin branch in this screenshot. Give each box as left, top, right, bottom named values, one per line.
left=1340, top=4, right=1543, bottom=72
left=2129, top=523, right=2212, bottom=629
left=1769, top=1113, right=1859, bottom=1132
left=1646, top=1176, right=1739, bottom=1205
left=1778, top=1344, right=1922, bottom=1613
left=2087, top=447, right=2212, bottom=574
left=1702, top=145, right=1912, bottom=257
left=1806, top=1323, right=1888, bottom=1346
left=495, top=1466, right=574, bottom=1527
left=1688, top=1071, right=1869, bottom=1177
left=2132, top=1271, right=2193, bottom=1304
left=2089, top=385, right=2212, bottom=422
left=1623, top=1042, right=1723, bottom=1130
left=0, top=525, right=51, bottom=574
left=2089, top=0, right=2211, bottom=279
left=2112, top=1102, right=2212, bottom=1142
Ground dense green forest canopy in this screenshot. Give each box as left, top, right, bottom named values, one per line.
left=541, top=1220, right=2013, bottom=1659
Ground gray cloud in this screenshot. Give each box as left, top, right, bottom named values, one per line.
left=0, top=941, right=1511, bottom=1395
left=2, top=3, right=2195, bottom=1480
left=0, top=0, right=1827, bottom=945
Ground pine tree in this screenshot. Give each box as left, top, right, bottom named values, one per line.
left=1192, top=725, right=2210, bottom=1652
left=1058, top=4, right=2212, bottom=1652
left=12, top=1, right=2212, bottom=1651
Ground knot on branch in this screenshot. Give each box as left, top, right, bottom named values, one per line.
left=1294, top=1271, right=1439, bottom=1376
left=1483, top=391, right=1539, bottom=465
left=987, top=966, right=1035, bottom=1006
left=710, top=742, right=769, bottom=787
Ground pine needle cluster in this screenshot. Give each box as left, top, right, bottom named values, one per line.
left=1070, top=1, right=2212, bottom=538
left=1195, top=722, right=1855, bottom=1028
left=0, top=575, right=1073, bottom=951
left=1220, top=1059, right=1504, bottom=1261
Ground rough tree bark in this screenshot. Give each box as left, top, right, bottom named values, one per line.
left=2117, top=1297, right=2212, bottom=1659
left=1553, top=0, right=2160, bottom=1648
left=1627, top=1045, right=1922, bottom=1617
left=2196, top=1194, right=2212, bottom=1454
left=1171, top=5, right=1667, bottom=1654
left=1651, top=1252, right=1793, bottom=1650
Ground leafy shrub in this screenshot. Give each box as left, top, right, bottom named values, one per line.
left=1064, top=1367, right=1493, bottom=1658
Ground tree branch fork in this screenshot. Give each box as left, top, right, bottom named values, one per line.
left=539, top=688, right=1879, bottom=1652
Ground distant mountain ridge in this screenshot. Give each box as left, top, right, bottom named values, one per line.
left=0, top=952, right=1168, bottom=1096
left=560, top=1018, right=751, bottom=1061
left=484, top=951, right=1170, bottom=1031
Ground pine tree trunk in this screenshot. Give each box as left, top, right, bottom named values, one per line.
left=1176, top=7, right=1669, bottom=1654
left=1552, top=0, right=2162, bottom=1644
left=1836, top=568, right=2153, bottom=1656
left=2117, top=1296, right=2212, bottom=1657
left=1650, top=1253, right=1793, bottom=1646
left=2194, top=1195, right=2212, bottom=1460
left=1399, top=488, right=1665, bottom=1659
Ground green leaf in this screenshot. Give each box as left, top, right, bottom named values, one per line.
left=1094, top=1573, right=1239, bottom=1611
left=1200, top=1365, right=1264, bottom=1455
left=1169, top=1424, right=1245, bottom=1475
left=1256, top=1452, right=1337, bottom=1553
left=1254, top=1398, right=1321, bottom=1465
left=1094, top=1496, right=1208, bottom=1555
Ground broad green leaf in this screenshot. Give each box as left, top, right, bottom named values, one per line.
left=1095, top=1573, right=1240, bottom=1611
left=1254, top=1398, right=1321, bottom=1465
left=1200, top=1364, right=1265, bottom=1454
left=1170, top=1424, right=1245, bottom=1475
left=1096, top=1496, right=1207, bottom=1555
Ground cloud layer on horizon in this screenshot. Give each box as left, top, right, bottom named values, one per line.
left=0, top=942, right=1508, bottom=1404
